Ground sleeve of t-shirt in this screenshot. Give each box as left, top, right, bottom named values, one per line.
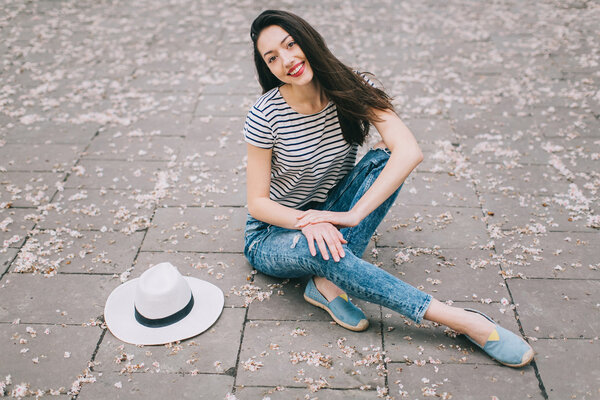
left=243, top=105, right=274, bottom=149
left=357, top=71, right=379, bottom=89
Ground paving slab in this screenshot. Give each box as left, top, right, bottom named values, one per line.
left=0, top=273, right=118, bottom=324
left=128, top=70, right=205, bottom=93
left=475, top=162, right=572, bottom=197
left=186, top=116, right=244, bottom=143
left=377, top=205, right=489, bottom=248
left=40, top=188, right=155, bottom=231
left=248, top=274, right=382, bottom=324
left=0, top=171, right=63, bottom=207
left=0, top=143, right=84, bottom=172
left=0, top=248, right=18, bottom=275
left=0, top=208, right=37, bottom=248
left=9, top=230, right=144, bottom=274
left=234, top=386, right=382, bottom=399
left=534, top=338, right=600, bottom=400
left=195, top=94, right=255, bottom=118
left=0, top=323, right=101, bottom=394
left=63, top=160, right=169, bottom=190
left=387, top=362, right=543, bottom=399
left=401, top=172, right=480, bottom=207
left=532, top=108, right=599, bottom=139
left=508, top=279, right=600, bottom=339
left=97, top=308, right=245, bottom=374
left=178, top=118, right=246, bottom=169
left=99, top=113, right=192, bottom=138
left=370, top=247, right=507, bottom=302
left=142, top=207, right=246, bottom=252
left=481, top=191, right=597, bottom=232
left=237, top=320, right=385, bottom=389
left=135, top=251, right=254, bottom=307
left=463, top=133, right=553, bottom=166
left=77, top=372, right=233, bottom=400
left=383, top=301, right=522, bottom=365
left=3, top=121, right=100, bottom=144
left=83, top=132, right=183, bottom=161
left=163, top=162, right=246, bottom=207
left=495, top=231, right=600, bottom=279
left=404, top=118, right=456, bottom=143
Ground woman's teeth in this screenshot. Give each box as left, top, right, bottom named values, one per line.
left=289, top=63, right=303, bottom=75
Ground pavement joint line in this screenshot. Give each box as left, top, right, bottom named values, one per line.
left=0, top=322, right=104, bottom=327
left=378, top=303, right=390, bottom=394
left=72, top=327, right=107, bottom=400
left=532, top=337, right=599, bottom=340
left=53, top=272, right=129, bottom=276
left=230, top=306, right=249, bottom=395
left=149, top=371, right=235, bottom=377
left=504, top=278, right=549, bottom=399
left=1, top=169, right=72, bottom=173
left=70, top=159, right=171, bottom=164
left=530, top=359, right=550, bottom=400
left=0, top=250, right=19, bottom=278
left=505, top=277, right=600, bottom=281
left=392, top=203, right=490, bottom=209
left=235, top=385, right=384, bottom=391
left=386, top=360, right=511, bottom=366
left=138, top=250, right=245, bottom=254
left=81, top=157, right=176, bottom=161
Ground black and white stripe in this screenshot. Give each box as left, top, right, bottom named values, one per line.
left=243, top=87, right=358, bottom=209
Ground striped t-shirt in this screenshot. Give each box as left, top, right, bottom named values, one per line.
left=243, top=86, right=358, bottom=209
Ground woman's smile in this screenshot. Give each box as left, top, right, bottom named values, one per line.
left=288, top=62, right=305, bottom=77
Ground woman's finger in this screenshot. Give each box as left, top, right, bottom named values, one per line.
left=296, top=210, right=310, bottom=220
left=335, top=238, right=345, bottom=259
left=304, top=232, right=316, bottom=256
left=323, top=232, right=340, bottom=262
left=296, top=215, right=322, bottom=227
left=314, top=234, right=329, bottom=261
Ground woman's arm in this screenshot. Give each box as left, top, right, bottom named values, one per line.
left=246, top=143, right=303, bottom=229
left=246, top=143, right=347, bottom=262
left=296, top=108, right=423, bottom=227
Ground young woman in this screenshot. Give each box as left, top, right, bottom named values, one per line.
left=243, top=10, right=534, bottom=368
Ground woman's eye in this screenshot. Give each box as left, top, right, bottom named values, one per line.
left=287, top=41, right=295, bottom=48
left=268, top=56, right=277, bottom=63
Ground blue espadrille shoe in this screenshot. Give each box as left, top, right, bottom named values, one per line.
left=463, top=308, right=534, bottom=367
left=303, top=278, right=369, bottom=332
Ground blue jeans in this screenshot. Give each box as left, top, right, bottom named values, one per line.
left=243, top=148, right=432, bottom=323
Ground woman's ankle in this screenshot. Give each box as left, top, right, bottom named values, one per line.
left=313, top=276, right=345, bottom=302
left=423, top=299, right=495, bottom=346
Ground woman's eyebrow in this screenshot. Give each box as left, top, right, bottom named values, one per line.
left=262, top=34, right=292, bottom=58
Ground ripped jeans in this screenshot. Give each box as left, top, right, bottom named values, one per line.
left=243, top=148, right=432, bottom=323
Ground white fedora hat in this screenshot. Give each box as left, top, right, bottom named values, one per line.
left=104, top=262, right=224, bottom=345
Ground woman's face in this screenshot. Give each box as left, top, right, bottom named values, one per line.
left=256, top=25, right=314, bottom=87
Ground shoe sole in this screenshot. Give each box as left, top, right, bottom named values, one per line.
left=496, top=346, right=535, bottom=368
left=303, top=294, right=369, bottom=332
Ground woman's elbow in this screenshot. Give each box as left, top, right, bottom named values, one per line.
left=414, top=148, right=424, bottom=165
left=405, top=145, right=423, bottom=166
left=247, top=202, right=258, bottom=218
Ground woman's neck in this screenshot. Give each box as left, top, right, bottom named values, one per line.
left=281, top=81, right=328, bottom=113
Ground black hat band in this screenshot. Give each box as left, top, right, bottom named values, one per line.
left=134, top=294, right=195, bottom=328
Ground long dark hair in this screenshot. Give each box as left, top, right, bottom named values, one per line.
left=250, top=10, right=394, bottom=146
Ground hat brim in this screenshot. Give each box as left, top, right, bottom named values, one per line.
left=104, top=277, right=224, bottom=345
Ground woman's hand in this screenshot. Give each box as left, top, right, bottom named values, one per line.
left=295, top=210, right=360, bottom=229
left=301, top=222, right=347, bottom=262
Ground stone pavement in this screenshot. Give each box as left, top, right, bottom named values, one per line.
left=0, top=0, right=598, bottom=399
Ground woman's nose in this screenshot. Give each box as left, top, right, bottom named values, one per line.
left=281, top=52, right=294, bottom=68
